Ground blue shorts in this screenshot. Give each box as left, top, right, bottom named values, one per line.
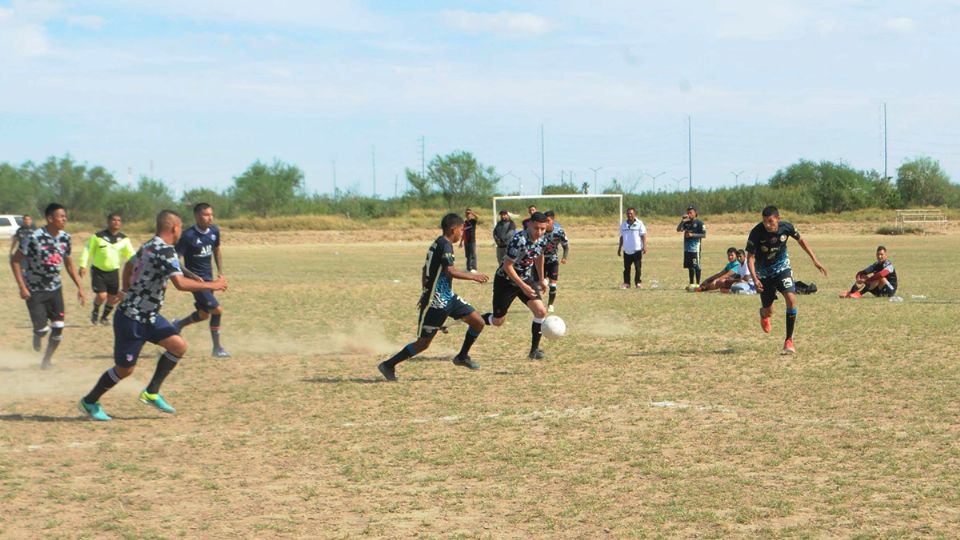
left=113, top=311, right=179, bottom=367
left=192, top=290, right=220, bottom=312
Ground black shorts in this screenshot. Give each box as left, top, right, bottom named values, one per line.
left=492, top=273, right=542, bottom=319
left=417, top=294, right=475, bottom=338
left=91, top=266, right=120, bottom=294
left=759, top=269, right=797, bottom=308
left=25, top=289, right=65, bottom=330
left=683, top=251, right=700, bottom=269
left=544, top=260, right=560, bottom=281
left=868, top=285, right=897, bottom=297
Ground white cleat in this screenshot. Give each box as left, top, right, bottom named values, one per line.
left=547, top=305, right=555, bottom=313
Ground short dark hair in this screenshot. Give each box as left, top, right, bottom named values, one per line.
left=761, top=205, right=779, bottom=218
left=727, top=247, right=738, bottom=255
left=528, top=211, right=548, bottom=224
left=44, top=203, right=65, bottom=217
left=543, top=210, right=555, bottom=219
left=156, top=209, right=182, bottom=233
left=528, top=205, right=537, bottom=211
left=107, top=212, right=122, bottom=221
left=877, top=245, right=887, bottom=252
left=441, top=212, right=464, bottom=232
left=626, top=207, right=636, bottom=213
left=737, top=249, right=746, bottom=256
left=193, top=202, right=212, bottom=215
left=22, top=214, right=31, bottom=219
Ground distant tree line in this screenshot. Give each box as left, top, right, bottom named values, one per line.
left=0, top=152, right=956, bottom=223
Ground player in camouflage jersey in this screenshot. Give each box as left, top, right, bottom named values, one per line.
left=78, top=210, right=227, bottom=421
left=377, top=213, right=489, bottom=381
left=746, top=206, right=827, bottom=355
left=541, top=210, right=569, bottom=312
left=9, top=203, right=86, bottom=369
left=481, top=211, right=551, bottom=360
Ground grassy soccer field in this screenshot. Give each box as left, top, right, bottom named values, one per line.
left=2, top=227, right=959, bottom=538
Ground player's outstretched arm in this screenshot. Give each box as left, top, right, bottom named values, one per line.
left=797, top=237, right=828, bottom=277
left=446, top=265, right=488, bottom=283
left=171, top=274, right=227, bottom=293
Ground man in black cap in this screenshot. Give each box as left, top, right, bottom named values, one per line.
left=492, top=210, right=516, bottom=265
left=677, top=205, right=706, bottom=288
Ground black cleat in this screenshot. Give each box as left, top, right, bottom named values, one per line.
left=99, top=317, right=110, bottom=326
left=452, top=354, right=480, bottom=370
left=90, top=312, right=98, bottom=325
left=528, top=349, right=546, bottom=360
left=378, top=361, right=397, bottom=382
left=40, top=359, right=52, bottom=370
left=32, top=334, right=42, bottom=352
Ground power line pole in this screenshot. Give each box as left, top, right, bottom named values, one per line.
left=539, top=124, right=545, bottom=194
left=394, top=174, right=399, bottom=198
left=730, top=170, right=745, bottom=186
left=589, top=166, right=603, bottom=194
left=419, top=135, right=426, bottom=178
left=371, top=145, right=377, bottom=197
left=648, top=171, right=665, bottom=192
left=331, top=159, right=337, bottom=196
left=687, top=115, right=693, bottom=192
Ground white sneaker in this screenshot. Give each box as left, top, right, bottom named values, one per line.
left=548, top=305, right=555, bottom=313
left=469, top=269, right=478, bottom=274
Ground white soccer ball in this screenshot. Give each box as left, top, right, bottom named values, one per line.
left=541, top=316, right=566, bottom=339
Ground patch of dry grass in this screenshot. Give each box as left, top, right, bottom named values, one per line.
left=1, top=230, right=958, bottom=537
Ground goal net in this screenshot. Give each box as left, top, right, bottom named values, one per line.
left=491, top=194, right=624, bottom=228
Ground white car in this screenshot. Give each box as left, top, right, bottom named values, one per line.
left=0, top=214, right=25, bottom=240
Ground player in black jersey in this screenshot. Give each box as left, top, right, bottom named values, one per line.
left=745, top=206, right=827, bottom=354
left=377, top=213, right=490, bottom=381
left=481, top=211, right=550, bottom=360
left=841, top=246, right=898, bottom=298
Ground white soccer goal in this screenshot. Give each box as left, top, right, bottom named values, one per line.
left=491, top=193, right=624, bottom=228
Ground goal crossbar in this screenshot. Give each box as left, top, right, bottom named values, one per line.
left=492, top=194, right=623, bottom=228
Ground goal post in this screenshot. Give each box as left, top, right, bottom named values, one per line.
left=492, top=193, right=623, bottom=228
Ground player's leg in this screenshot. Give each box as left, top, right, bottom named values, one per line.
left=79, top=312, right=145, bottom=420
left=100, top=270, right=121, bottom=324
left=779, top=271, right=799, bottom=353
left=207, top=301, right=229, bottom=358
left=759, top=277, right=776, bottom=333
left=466, top=242, right=477, bottom=272
left=90, top=268, right=106, bottom=324
left=482, top=275, right=517, bottom=327
left=635, top=252, right=643, bottom=287
left=451, top=299, right=483, bottom=370
left=139, top=317, right=187, bottom=413
left=546, top=261, right=559, bottom=311
left=622, top=254, right=631, bottom=288
left=41, top=290, right=66, bottom=369
left=694, top=249, right=702, bottom=285
left=174, top=292, right=210, bottom=330
left=518, top=280, right=549, bottom=359
left=26, top=294, right=49, bottom=353
left=378, top=305, right=438, bottom=381
left=685, top=252, right=696, bottom=285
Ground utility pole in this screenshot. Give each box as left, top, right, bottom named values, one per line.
left=647, top=171, right=665, bottom=192
left=672, top=176, right=688, bottom=192
left=589, top=166, right=603, bottom=194
left=394, top=174, right=399, bottom=198
left=687, top=115, right=693, bottom=191
left=730, top=170, right=745, bottom=186
left=419, top=135, right=426, bottom=178
left=331, top=159, right=337, bottom=196
left=882, top=102, right=888, bottom=180
left=371, top=145, right=377, bottom=197
left=540, top=123, right=545, bottom=195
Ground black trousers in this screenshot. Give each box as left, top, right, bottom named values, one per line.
left=623, top=252, right=642, bottom=284
left=464, top=242, right=477, bottom=271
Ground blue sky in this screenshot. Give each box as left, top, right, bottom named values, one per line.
left=1, top=0, right=958, bottom=197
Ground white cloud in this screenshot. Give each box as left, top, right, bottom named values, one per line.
left=883, top=17, right=918, bottom=34
left=713, top=0, right=809, bottom=41
left=67, top=14, right=106, bottom=30
left=0, top=6, right=53, bottom=58
left=441, top=10, right=554, bottom=37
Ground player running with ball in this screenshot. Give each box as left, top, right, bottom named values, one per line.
left=481, top=211, right=551, bottom=360
left=746, top=206, right=827, bottom=354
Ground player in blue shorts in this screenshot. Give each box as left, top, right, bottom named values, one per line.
left=377, top=213, right=490, bottom=381
left=172, top=203, right=230, bottom=358
left=746, top=206, right=827, bottom=354
left=78, top=210, right=227, bottom=421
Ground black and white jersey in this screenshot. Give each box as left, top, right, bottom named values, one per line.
left=18, top=227, right=71, bottom=292
left=746, top=221, right=801, bottom=279
left=120, top=236, right=184, bottom=323
left=496, top=229, right=545, bottom=282
left=542, top=223, right=569, bottom=263
left=420, top=236, right=456, bottom=310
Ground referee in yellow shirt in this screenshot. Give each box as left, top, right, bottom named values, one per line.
left=79, top=213, right=136, bottom=325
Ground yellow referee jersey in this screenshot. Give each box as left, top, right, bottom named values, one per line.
left=79, top=230, right=136, bottom=272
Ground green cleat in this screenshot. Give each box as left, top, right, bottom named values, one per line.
left=139, top=390, right=176, bottom=414
left=78, top=399, right=112, bottom=421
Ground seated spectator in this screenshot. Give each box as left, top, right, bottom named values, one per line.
left=696, top=247, right=740, bottom=292
left=840, top=245, right=898, bottom=298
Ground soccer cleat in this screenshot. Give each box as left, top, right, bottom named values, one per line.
left=212, top=347, right=231, bottom=358
left=849, top=291, right=862, bottom=299
left=528, top=349, right=546, bottom=360
left=78, top=399, right=112, bottom=421
left=99, top=317, right=111, bottom=326
left=139, top=390, right=176, bottom=413
left=452, top=354, right=480, bottom=370
left=781, top=338, right=796, bottom=355
left=548, top=305, right=555, bottom=313
left=759, top=310, right=772, bottom=333
left=377, top=361, right=397, bottom=382
left=90, top=311, right=98, bottom=325
left=40, top=359, right=52, bottom=370
left=32, top=334, right=42, bottom=352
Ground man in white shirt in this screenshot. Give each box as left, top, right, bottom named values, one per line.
left=730, top=249, right=755, bottom=294
left=617, top=207, right=647, bottom=288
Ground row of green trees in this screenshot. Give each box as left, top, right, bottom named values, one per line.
left=0, top=153, right=956, bottom=223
